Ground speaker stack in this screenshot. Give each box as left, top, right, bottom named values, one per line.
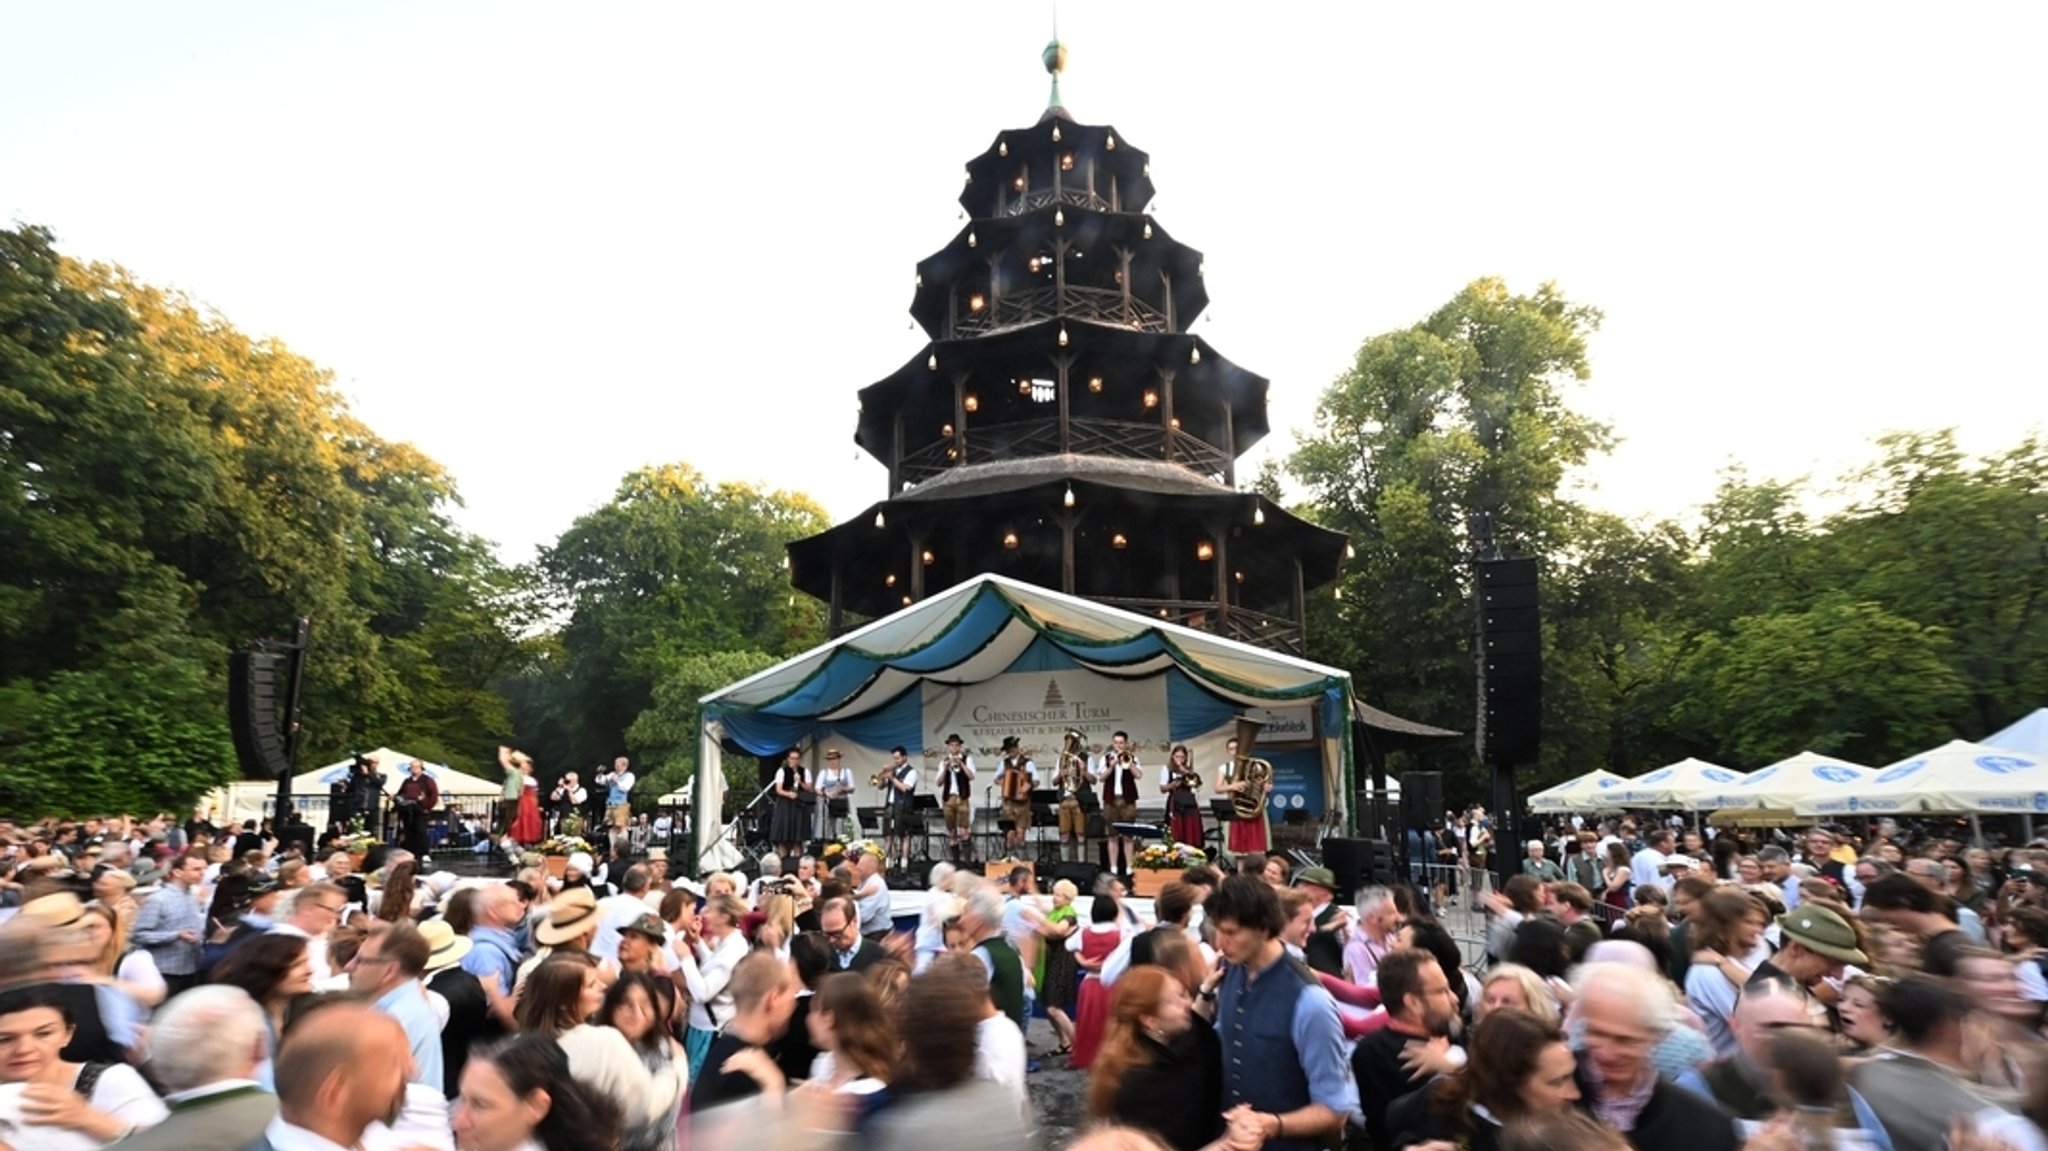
left=1476, top=558, right=1542, bottom=768
left=1400, top=771, right=1444, bottom=831
left=228, top=650, right=294, bottom=780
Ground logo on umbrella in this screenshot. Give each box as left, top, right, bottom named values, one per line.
left=1702, top=769, right=1737, bottom=783
left=1813, top=765, right=1858, bottom=783
left=1876, top=760, right=1927, bottom=784
left=1638, top=769, right=1673, bottom=784
left=1977, top=756, right=2036, bottom=776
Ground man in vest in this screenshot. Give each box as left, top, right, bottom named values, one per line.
left=596, top=756, right=636, bottom=848
left=961, top=883, right=1026, bottom=1030
left=936, top=736, right=976, bottom=861
left=1098, top=731, right=1142, bottom=878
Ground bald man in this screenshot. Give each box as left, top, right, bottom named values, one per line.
left=237, top=1002, right=412, bottom=1151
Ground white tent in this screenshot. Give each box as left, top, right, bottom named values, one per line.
left=1986, top=709, right=2048, bottom=758
left=694, top=574, right=1356, bottom=876
left=1687, top=751, right=1873, bottom=812
left=207, top=749, right=500, bottom=825
left=1798, top=739, right=2048, bottom=817
left=1607, top=758, right=1747, bottom=809
left=1526, top=770, right=1629, bottom=813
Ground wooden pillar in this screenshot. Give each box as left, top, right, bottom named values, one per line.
left=1058, top=511, right=1077, bottom=596
left=1221, top=404, right=1236, bottom=487
left=829, top=564, right=844, bottom=636
left=1119, top=248, right=1134, bottom=324
left=1162, top=271, right=1175, bottom=333
left=1160, top=369, right=1177, bottom=461
left=890, top=411, right=904, bottom=493
left=1057, top=351, right=1072, bottom=454
left=909, top=530, right=926, bottom=601
left=1213, top=524, right=1232, bottom=632
left=952, top=372, right=968, bottom=463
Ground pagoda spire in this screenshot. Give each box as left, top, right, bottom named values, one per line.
left=1041, top=38, right=1069, bottom=119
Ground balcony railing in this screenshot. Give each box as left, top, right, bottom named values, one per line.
left=1094, top=598, right=1306, bottom=655
left=897, top=416, right=1230, bottom=488
left=997, top=187, right=1114, bottom=218
left=953, top=283, right=1169, bottom=338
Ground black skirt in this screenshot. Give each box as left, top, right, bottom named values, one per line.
left=769, top=794, right=811, bottom=843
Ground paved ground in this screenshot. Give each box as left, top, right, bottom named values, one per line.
left=1024, top=1021, right=1089, bottom=1149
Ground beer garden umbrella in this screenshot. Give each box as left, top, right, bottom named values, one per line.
left=1686, top=751, right=1873, bottom=812
left=1795, top=740, right=2048, bottom=817
left=1607, top=758, right=1746, bottom=810
left=1526, top=769, right=1629, bottom=813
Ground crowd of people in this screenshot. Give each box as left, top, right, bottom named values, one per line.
left=7, top=807, right=2048, bottom=1151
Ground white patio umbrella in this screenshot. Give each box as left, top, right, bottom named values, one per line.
left=1796, top=740, right=2048, bottom=817
left=1607, top=758, right=1747, bottom=809
left=1526, top=769, right=1629, bottom=813
left=1688, top=752, right=1874, bottom=812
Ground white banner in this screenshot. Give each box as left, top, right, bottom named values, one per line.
left=921, top=671, right=1169, bottom=762
left=1243, top=704, right=1316, bottom=746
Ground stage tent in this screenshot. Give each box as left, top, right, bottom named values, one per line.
left=693, top=574, right=1356, bottom=876
left=1686, top=752, right=1873, bottom=813
left=1526, top=770, right=1628, bottom=813
left=1987, top=709, right=2048, bottom=758
left=1607, top=758, right=1747, bottom=810
left=1798, top=740, right=2048, bottom=817
left=208, top=749, right=499, bottom=825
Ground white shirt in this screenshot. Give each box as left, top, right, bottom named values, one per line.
left=973, top=1012, right=1029, bottom=1118
left=1630, top=846, right=1669, bottom=891
left=259, top=1115, right=354, bottom=1151
left=590, top=891, right=655, bottom=962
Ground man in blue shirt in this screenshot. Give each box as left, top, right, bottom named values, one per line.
left=1210, top=874, right=1359, bottom=1151
left=350, top=921, right=445, bottom=1092
left=459, top=884, right=528, bottom=1028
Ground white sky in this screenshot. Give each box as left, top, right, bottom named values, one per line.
left=6, top=2, right=2043, bottom=561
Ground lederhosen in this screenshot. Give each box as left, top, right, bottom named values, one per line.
left=941, top=760, right=973, bottom=833
left=890, top=762, right=919, bottom=836
left=1057, top=757, right=1089, bottom=838
left=999, top=756, right=1033, bottom=830
left=1102, top=757, right=1139, bottom=826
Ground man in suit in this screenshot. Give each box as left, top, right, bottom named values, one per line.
left=819, top=896, right=886, bottom=972
left=124, top=986, right=277, bottom=1150
left=238, top=1001, right=412, bottom=1151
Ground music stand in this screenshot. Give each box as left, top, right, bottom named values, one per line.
left=1208, top=798, right=1238, bottom=857
left=1028, top=788, right=1059, bottom=861
left=912, top=793, right=940, bottom=861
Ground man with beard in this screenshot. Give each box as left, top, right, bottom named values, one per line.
left=1349, top=947, right=1460, bottom=1151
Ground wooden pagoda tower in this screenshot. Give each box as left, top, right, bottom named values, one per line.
left=788, top=43, right=1349, bottom=655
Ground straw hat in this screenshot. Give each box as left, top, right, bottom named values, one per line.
left=534, top=888, right=600, bottom=947
left=20, top=891, right=86, bottom=928
left=417, top=919, right=474, bottom=973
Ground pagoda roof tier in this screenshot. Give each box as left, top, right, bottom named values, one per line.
left=960, top=120, right=1154, bottom=220
left=908, top=211, right=1208, bottom=341
left=855, top=323, right=1269, bottom=475
left=787, top=470, right=1348, bottom=623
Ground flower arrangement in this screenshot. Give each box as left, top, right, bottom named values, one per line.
left=844, top=838, right=882, bottom=860
left=540, top=834, right=594, bottom=856
left=339, top=817, right=379, bottom=853
left=1135, top=841, right=1208, bottom=871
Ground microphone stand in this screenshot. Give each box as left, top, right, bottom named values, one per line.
left=696, top=780, right=776, bottom=876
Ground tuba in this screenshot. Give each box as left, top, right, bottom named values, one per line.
left=1229, top=715, right=1273, bottom=821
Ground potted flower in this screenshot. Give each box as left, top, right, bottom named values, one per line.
left=340, top=819, right=379, bottom=869
left=539, top=834, right=593, bottom=879
left=1131, top=841, right=1208, bottom=897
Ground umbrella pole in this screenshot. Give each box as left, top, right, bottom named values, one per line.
left=2025, top=813, right=2035, bottom=844
left=1969, top=812, right=1983, bottom=848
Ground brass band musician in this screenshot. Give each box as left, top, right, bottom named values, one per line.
left=1161, top=743, right=1203, bottom=848
left=1215, top=736, right=1270, bottom=855
left=996, top=735, right=1037, bottom=853
left=1096, top=730, right=1142, bottom=877
left=883, top=745, right=920, bottom=868
left=937, top=733, right=976, bottom=860
left=814, top=748, right=856, bottom=842
left=1053, top=730, right=1095, bottom=863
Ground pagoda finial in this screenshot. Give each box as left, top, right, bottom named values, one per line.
left=1042, top=38, right=1068, bottom=114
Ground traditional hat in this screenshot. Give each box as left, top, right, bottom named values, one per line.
left=1292, top=867, right=1341, bottom=893
left=620, top=913, right=667, bottom=945
left=1001, top=736, right=1021, bottom=752
left=1776, top=905, right=1869, bottom=966
left=535, top=888, right=600, bottom=947
left=20, top=891, right=86, bottom=928
left=417, top=918, right=474, bottom=973
left=645, top=847, right=667, bottom=862
left=824, top=748, right=842, bottom=760
left=945, top=733, right=964, bottom=745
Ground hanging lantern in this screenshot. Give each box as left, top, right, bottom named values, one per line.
left=1058, top=326, right=1069, bottom=347
left=922, top=549, right=935, bottom=566
left=1190, top=346, right=1201, bottom=364
left=1002, top=530, right=1019, bottom=549
left=1253, top=505, right=1266, bottom=526
left=1051, top=124, right=1062, bottom=142
left=964, top=394, right=979, bottom=413
left=1063, top=485, right=1076, bottom=508
left=875, top=511, right=887, bottom=529
left=967, top=231, right=977, bottom=248
left=1055, top=208, right=1065, bottom=227
left=1088, top=376, right=1103, bottom=393
left=999, top=139, right=1008, bottom=157
left=1195, top=540, right=1215, bottom=561
left=1111, top=532, right=1128, bottom=550
left=1142, top=222, right=1152, bottom=240
left=928, top=353, right=938, bottom=371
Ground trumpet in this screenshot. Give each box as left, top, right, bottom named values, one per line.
left=870, top=766, right=893, bottom=789
left=1172, top=762, right=1203, bottom=790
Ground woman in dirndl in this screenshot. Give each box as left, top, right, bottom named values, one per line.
left=769, top=748, right=812, bottom=859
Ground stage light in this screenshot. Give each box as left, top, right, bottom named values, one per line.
left=1195, top=540, right=1214, bottom=561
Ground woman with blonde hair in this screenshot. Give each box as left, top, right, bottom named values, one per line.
left=77, top=902, right=167, bottom=1010
left=1474, top=963, right=1558, bottom=1029
left=672, top=893, right=749, bottom=1081
left=1039, top=878, right=1082, bottom=1056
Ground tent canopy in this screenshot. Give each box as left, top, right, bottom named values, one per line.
left=1987, top=709, right=2048, bottom=758
left=1527, top=770, right=1628, bottom=813
left=1686, top=751, right=1873, bottom=812
left=1608, top=758, right=1746, bottom=810
left=1798, top=739, right=2048, bottom=816
left=694, top=574, right=1356, bottom=874
left=208, top=749, right=500, bottom=824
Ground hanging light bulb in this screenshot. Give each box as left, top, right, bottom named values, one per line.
left=1060, top=153, right=1074, bottom=171
left=963, top=170, right=972, bottom=184
left=1234, top=571, right=1245, bottom=585
left=928, top=353, right=938, bottom=371
left=1335, top=586, right=1344, bottom=601
left=1058, top=326, right=1069, bottom=347
left=1051, top=124, right=1062, bottom=142
left=903, top=595, right=913, bottom=606
left=1142, top=222, right=1153, bottom=240
left=963, top=394, right=979, bottom=413
left=915, top=273, right=923, bottom=287
left=968, top=292, right=986, bottom=312
left=1190, top=346, right=1201, bottom=364
left=1254, top=505, right=1266, bottom=526
left=1013, top=175, right=1025, bottom=190
left=1054, top=208, right=1065, bottom=227
left=1106, top=134, right=1116, bottom=150
left=922, top=549, right=935, bottom=566
left=1143, top=163, right=1151, bottom=177
left=1142, top=389, right=1158, bottom=409
left=885, top=573, right=897, bottom=586
left=1018, top=378, right=1032, bottom=396
left=875, top=510, right=887, bottom=529
left=967, top=231, right=977, bottom=248
left=781, top=554, right=790, bottom=569
left=1170, top=417, right=1180, bottom=429
left=1088, top=376, right=1103, bottom=393
left=1195, top=540, right=1215, bottom=561
left=941, top=423, right=954, bottom=437
left=1111, top=532, right=1128, bottom=550
left=1345, top=543, right=1357, bottom=559
left=999, top=139, right=1008, bottom=157
left=1002, top=530, right=1019, bottom=549
left=1063, top=485, right=1076, bottom=508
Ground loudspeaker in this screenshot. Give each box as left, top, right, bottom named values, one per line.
left=1400, top=772, right=1443, bottom=830
left=228, top=651, right=293, bottom=781
left=1050, top=860, right=1103, bottom=892
left=1321, top=837, right=1397, bottom=895
left=1476, top=558, right=1542, bottom=767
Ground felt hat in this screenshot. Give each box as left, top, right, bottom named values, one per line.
left=1776, top=905, right=1868, bottom=966
left=1292, top=867, right=1340, bottom=893
left=535, top=888, right=600, bottom=947
left=417, top=918, right=474, bottom=973
left=620, top=913, right=667, bottom=944
left=1001, top=736, right=1021, bottom=752
left=945, top=733, right=964, bottom=745
left=824, top=749, right=842, bottom=760
left=645, top=847, right=668, bottom=862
